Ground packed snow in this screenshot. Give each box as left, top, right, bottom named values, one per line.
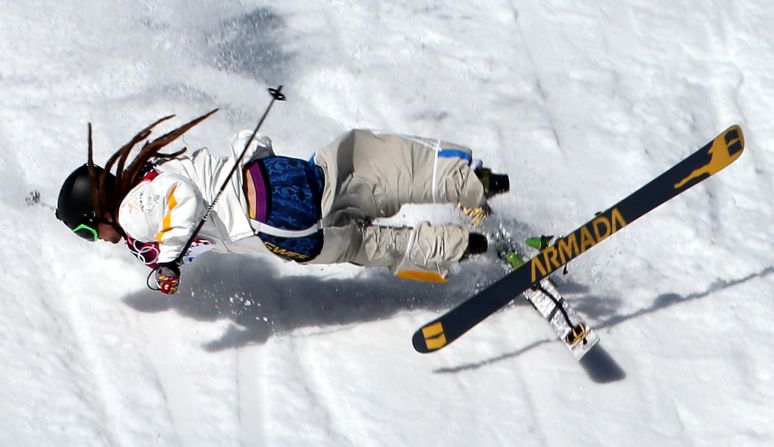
left=1, top=1, right=773, bottom=446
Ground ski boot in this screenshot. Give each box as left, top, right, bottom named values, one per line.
left=460, top=232, right=488, bottom=260
left=495, top=234, right=555, bottom=270
left=493, top=232, right=525, bottom=271
left=475, top=167, right=510, bottom=199
left=525, top=235, right=554, bottom=251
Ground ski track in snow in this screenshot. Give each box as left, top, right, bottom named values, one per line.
left=236, top=346, right=266, bottom=446
left=512, top=360, right=548, bottom=447
left=3, top=0, right=774, bottom=445
left=508, top=1, right=565, bottom=157
left=59, top=293, right=122, bottom=446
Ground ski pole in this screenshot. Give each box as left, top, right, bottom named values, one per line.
left=174, top=85, right=287, bottom=265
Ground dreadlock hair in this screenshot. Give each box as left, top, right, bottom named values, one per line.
left=87, top=108, right=218, bottom=221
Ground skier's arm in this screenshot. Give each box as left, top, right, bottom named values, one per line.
left=152, top=174, right=206, bottom=264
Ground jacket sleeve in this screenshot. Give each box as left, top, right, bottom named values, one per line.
left=152, top=174, right=206, bottom=263
left=231, top=130, right=275, bottom=164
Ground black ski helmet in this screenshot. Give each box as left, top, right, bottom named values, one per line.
left=56, top=164, right=115, bottom=241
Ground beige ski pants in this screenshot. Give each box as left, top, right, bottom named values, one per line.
left=310, top=129, right=487, bottom=281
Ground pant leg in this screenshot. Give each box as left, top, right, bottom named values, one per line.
left=311, top=221, right=469, bottom=281
left=314, top=129, right=487, bottom=225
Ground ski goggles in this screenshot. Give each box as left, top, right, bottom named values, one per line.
left=72, top=223, right=99, bottom=242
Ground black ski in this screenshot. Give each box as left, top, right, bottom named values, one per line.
left=414, top=125, right=745, bottom=353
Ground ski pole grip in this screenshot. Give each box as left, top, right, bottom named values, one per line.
left=269, top=86, right=286, bottom=101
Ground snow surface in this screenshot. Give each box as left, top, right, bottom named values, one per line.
left=2, top=1, right=773, bottom=446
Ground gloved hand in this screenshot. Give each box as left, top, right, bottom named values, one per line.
left=155, top=261, right=181, bottom=295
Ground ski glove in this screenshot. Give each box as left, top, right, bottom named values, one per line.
left=155, top=261, right=181, bottom=295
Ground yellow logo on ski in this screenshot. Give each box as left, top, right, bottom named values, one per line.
left=530, top=208, right=628, bottom=282
left=675, top=125, right=744, bottom=189
left=421, top=322, right=447, bottom=350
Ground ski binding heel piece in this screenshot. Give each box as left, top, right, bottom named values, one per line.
left=565, top=322, right=589, bottom=347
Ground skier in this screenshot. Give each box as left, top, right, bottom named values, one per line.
left=55, top=110, right=509, bottom=294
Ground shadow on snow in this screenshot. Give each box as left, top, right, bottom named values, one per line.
left=434, top=265, right=774, bottom=383
left=121, top=251, right=503, bottom=352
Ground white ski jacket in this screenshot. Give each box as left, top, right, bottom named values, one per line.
left=118, top=132, right=273, bottom=263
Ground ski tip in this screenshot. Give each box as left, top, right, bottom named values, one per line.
left=712, top=124, right=745, bottom=168
left=724, top=124, right=745, bottom=155
left=726, top=124, right=744, bottom=148
left=412, top=321, right=447, bottom=354
left=674, top=124, right=745, bottom=191
left=723, top=124, right=744, bottom=141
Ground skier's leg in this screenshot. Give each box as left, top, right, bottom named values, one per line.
left=311, top=221, right=479, bottom=281
left=314, top=130, right=497, bottom=221
left=359, top=221, right=468, bottom=262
